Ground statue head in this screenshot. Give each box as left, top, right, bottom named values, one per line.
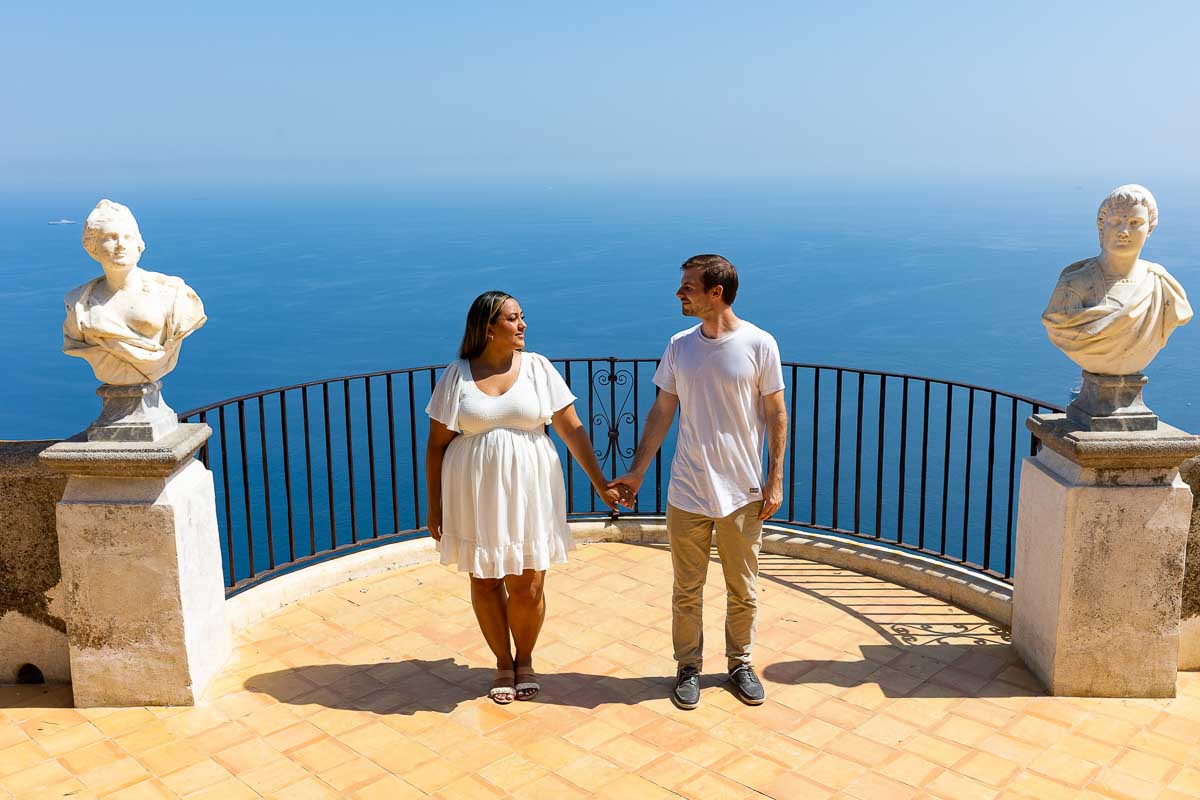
left=1096, top=184, right=1157, bottom=254
left=82, top=200, right=145, bottom=272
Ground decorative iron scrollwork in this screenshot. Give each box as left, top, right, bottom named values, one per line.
left=589, top=364, right=636, bottom=472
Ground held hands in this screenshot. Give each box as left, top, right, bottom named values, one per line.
left=758, top=477, right=783, bottom=520
left=596, top=484, right=623, bottom=511
left=607, top=472, right=643, bottom=509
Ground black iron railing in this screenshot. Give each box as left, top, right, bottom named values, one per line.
left=178, top=358, right=1063, bottom=596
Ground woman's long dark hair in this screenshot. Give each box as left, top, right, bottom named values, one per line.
left=459, top=290, right=515, bottom=359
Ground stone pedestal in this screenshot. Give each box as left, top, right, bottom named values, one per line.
left=39, top=425, right=230, bottom=707
left=1067, top=371, right=1157, bottom=432
left=87, top=381, right=178, bottom=442
left=1012, top=414, right=1200, bottom=697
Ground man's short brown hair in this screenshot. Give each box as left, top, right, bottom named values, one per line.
left=681, top=254, right=738, bottom=305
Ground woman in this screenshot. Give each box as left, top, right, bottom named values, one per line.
left=425, top=291, right=619, bottom=703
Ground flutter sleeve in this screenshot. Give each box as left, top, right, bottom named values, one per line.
left=425, top=360, right=466, bottom=432
left=527, top=352, right=576, bottom=425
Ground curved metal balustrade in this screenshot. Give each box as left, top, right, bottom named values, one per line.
left=178, top=359, right=1064, bottom=596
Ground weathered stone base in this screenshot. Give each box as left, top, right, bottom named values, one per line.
left=45, top=428, right=229, bottom=707
left=1183, top=618, right=1200, bottom=672
left=0, top=610, right=70, bottom=684
left=87, top=381, right=178, bottom=442
left=1066, top=371, right=1156, bottom=432
left=1013, top=421, right=1197, bottom=697
left=0, top=440, right=70, bottom=685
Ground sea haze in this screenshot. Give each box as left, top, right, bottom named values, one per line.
left=2, top=180, right=1198, bottom=440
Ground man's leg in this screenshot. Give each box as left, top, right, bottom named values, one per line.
left=667, top=503, right=715, bottom=670
left=714, top=500, right=764, bottom=702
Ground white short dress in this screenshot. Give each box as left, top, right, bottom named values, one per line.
left=425, top=352, right=577, bottom=578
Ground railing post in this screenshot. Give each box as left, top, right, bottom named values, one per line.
left=608, top=357, right=619, bottom=521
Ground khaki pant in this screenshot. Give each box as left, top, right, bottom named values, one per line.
left=667, top=501, right=763, bottom=672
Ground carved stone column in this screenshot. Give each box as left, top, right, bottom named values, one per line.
left=1012, top=414, right=1200, bottom=697
left=39, top=425, right=229, bottom=707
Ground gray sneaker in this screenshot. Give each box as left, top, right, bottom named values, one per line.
left=728, top=664, right=765, bottom=705
left=671, top=666, right=701, bottom=710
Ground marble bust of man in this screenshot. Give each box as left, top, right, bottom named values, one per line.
left=63, top=200, right=207, bottom=385
left=1041, top=184, right=1192, bottom=376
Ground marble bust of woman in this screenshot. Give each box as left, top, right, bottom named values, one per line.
left=63, top=200, right=206, bottom=386
left=1042, top=184, right=1192, bottom=376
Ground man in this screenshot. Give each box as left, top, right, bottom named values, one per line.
left=611, top=254, right=787, bottom=710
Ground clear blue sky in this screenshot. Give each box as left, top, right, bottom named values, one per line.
left=5, top=1, right=1199, bottom=186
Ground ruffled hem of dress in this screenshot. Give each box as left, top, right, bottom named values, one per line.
left=437, top=528, right=576, bottom=578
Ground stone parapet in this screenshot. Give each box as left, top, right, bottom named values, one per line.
left=224, top=518, right=1013, bottom=644
left=1028, top=414, right=1200, bottom=471
left=1014, top=414, right=1197, bottom=697
left=0, top=441, right=70, bottom=685
left=39, top=423, right=210, bottom=478
left=40, top=426, right=229, bottom=707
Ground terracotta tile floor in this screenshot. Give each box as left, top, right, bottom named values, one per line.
left=3, top=541, right=1200, bottom=799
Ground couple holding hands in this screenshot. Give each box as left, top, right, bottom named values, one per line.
left=425, top=254, right=788, bottom=709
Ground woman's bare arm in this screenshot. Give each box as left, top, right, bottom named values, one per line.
left=551, top=403, right=620, bottom=510
left=425, top=420, right=459, bottom=539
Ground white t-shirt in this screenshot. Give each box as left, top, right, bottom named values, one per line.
left=654, top=321, right=785, bottom=518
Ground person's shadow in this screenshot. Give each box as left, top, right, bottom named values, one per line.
left=243, top=658, right=696, bottom=713
left=754, top=554, right=1040, bottom=699
left=760, top=641, right=1037, bottom=698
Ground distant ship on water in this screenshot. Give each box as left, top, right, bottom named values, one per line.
left=47, top=219, right=78, bottom=225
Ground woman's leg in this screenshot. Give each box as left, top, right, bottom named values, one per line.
left=504, top=569, right=546, bottom=685
left=470, top=576, right=515, bottom=697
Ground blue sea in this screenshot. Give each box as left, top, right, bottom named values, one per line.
left=4, top=180, right=1199, bottom=441
left=8, top=180, right=1199, bottom=585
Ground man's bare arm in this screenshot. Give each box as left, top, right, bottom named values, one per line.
left=759, top=389, right=788, bottom=520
